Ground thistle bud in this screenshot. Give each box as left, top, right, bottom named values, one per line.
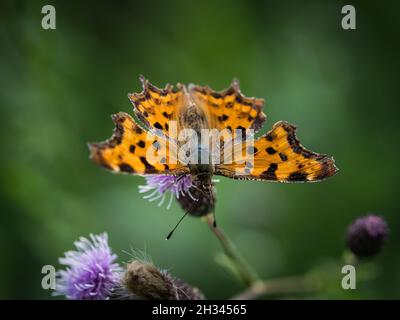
left=346, top=215, right=389, bottom=257
left=122, top=260, right=204, bottom=300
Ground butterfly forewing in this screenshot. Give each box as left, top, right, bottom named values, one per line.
left=215, top=121, right=337, bottom=182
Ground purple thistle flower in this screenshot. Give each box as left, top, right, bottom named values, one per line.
left=346, top=215, right=389, bottom=257
left=138, top=175, right=195, bottom=209
left=55, top=233, right=122, bottom=300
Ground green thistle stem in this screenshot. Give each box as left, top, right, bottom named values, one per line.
left=231, top=276, right=320, bottom=300
left=204, top=213, right=259, bottom=287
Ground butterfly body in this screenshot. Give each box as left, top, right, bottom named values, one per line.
left=176, top=90, right=216, bottom=189
left=179, top=98, right=209, bottom=133
left=187, top=147, right=215, bottom=216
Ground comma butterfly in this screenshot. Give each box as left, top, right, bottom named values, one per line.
left=89, top=76, right=338, bottom=217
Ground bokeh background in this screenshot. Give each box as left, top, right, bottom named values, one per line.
left=0, top=0, right=399, bottom=299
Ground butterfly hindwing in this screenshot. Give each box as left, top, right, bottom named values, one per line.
left=215, top=121, right=338, bottom=182
left=89, top=112, right=188, bottom=175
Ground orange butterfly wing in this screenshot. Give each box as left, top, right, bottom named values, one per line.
left=128, top=76, right=184, bottom=135
left=88, top=112, right=188, bottom=175
left=189, top=80, right=266, bottom=137
left=215, top=121, right=338, bottom=182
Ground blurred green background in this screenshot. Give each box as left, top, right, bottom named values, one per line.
left=0, top=0, right=399, bottom=299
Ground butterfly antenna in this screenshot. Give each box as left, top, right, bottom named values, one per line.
left=165, top=211, right=189, bottom=240
left=165, top=199, right=197, bottom=240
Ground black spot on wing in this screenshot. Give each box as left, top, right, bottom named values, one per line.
left=119, top=163, right=135, bottom=173
left=279, top=152, right=288, bottom=161
left=162, top=111, right=170, bottom=119
left=287, top=171, right=308, bottom=181
left=266, top=147, right=277, bottom=155
left=135, top=126, right=143, bottom=134
left=265, top=131, right=276, bottom=142
left=211, top=92, right=222, bottom=99
left=261, top=163, right=278, bottom=180
left=140, top=156, right=157, bottom=173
